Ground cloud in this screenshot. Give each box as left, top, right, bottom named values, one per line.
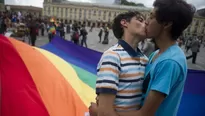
left=4, top=0, right=205, bottom=9
left=5, top=0, right=44, bottom=7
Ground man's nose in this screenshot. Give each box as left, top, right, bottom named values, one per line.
left=145, top=20, right=149, bottom=25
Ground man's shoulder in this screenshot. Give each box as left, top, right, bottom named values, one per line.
left=162, top=45, right=186, bottom=61
left=153, top=46, right=186, bottom=70
left=104, top=43, right=122, bottom=52
left=101, top=44, right=124, bottom=60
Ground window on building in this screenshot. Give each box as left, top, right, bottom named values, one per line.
left=195, top=20, right=199, bottom=26
left=79, top=15, right=81, bottom=20
left=44, top=7, right=47, bottom=15
left=61, top=8, right=63, bottom=17
left=108, top=18, right=111, bottom=22
left=201, top=28, right=204, bottom=34
left=75, top=8, right=77, bottom=13
left=79, top=10, right=82, bottom=19
left=66, top=8, right=68, bottom=17
left=89, top=9, right=91, bottom=14
left=114, top=12, right=117, bottom=17
left=88, top=12, right=91, bottom=19
left=48, top=7, right=50, bottom=15
left=98, top=10, right=101, bottom=16
left=84, top=14, right=86, bottom=20
left=70, top=8, right=72, bottom=13
left=187, top=27, right=190, bottom=32
left=44, top=7, right=46, bottom=12
left=194, top=27, right=197, bottom=33
left=57, top=7, right=59, bottom=13
left=93, top=10, right=96, bottom=16
left=103, top=15, right=106, bottom=20
left=108, top=12, right=111, bottom=16
left=57, top=7, right=59, bottom=17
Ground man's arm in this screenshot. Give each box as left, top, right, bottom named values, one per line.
left=118, top=90, right=165, bottom=116
left=97, top=94, right=119, bottom=116
left=95, top=51, right=121, bottom=116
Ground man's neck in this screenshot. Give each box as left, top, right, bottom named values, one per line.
left=123, top=34, right=141, bottom=50
left=156, top=35, right=176, bottom=53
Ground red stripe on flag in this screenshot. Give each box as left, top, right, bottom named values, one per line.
left=0, top=35, right=49, bottom=116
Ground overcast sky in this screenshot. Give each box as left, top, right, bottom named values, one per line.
left=5, top=0, right=205, bottom=9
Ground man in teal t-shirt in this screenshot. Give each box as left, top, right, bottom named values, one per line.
left=143, top=44, right=187, bottom=116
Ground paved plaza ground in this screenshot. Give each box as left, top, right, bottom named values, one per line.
left=28, top=27, right=205, bottom=71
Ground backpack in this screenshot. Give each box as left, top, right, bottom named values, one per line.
left=73, top=32, right=79, bottom=40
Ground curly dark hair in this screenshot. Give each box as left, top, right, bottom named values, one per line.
left=153, top=0, right=196, bottom=40
left=112, top=11, right=143, bottom=39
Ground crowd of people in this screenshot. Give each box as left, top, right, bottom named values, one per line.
left=0, top=10, right=45, bottom=46
left=0, top=10, right=112, bottom=48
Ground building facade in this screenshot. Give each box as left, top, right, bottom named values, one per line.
left=43, top=0, right=205, bottom=36
left=43, top=0, right=150, bottom=27
left=184, top=16, right=205, bottom=37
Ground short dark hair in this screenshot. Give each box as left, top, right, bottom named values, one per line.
left=112, top=11, right=142, bottom=39
left=153, top=0, right=195, bottom=40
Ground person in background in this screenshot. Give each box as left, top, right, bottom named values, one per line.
left=80, top=25, right=88, bottom=47
left=102, top=26, right=109, bottom=44
left=48, top=22, right=56, bottom=42
left=67, top=23, right=70, bottom=34
left=5, top=16, right=11, bottom=30
left=186, top=37, right=200, bottom=64
left=63, top=25, right=66, bottom=39
left=185, top=37, right=192, bottom=52
left=98, top=26, right=103, bottom=43
left=41, top=21, right=45, bottom=36
left=177, top=38, right=183, bottom=47
left=0, top=16, right=6, bottom=34
left=71, top=27, right=80, bottom=45
left=29, top=20, right=38, bottom=46
left=139, top=39, right=155, bottom=57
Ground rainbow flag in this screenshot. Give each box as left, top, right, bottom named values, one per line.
left=0, top=35, right=97, bottom=116
left=0, top=35, right=205, bottom=116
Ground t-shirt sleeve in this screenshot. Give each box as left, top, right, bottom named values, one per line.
left=151, top=60, right=181, bottom=96
left=96, top=51, right=121, bottom=95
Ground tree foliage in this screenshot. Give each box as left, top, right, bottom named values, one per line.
left=121, top=0, right=145, bottom=7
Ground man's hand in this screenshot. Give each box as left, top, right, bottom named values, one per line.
left=89, top=102, right=98, bottom=116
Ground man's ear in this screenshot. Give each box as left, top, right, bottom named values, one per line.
left=120, top=19, right=128, bottom=28
left=163, top=22, right=173, bottom=30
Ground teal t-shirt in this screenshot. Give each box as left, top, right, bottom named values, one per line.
left=143, top=44, right=188, bottom=116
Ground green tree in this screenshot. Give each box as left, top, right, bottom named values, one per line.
left=0, top=0, right=4, bottom=4
left=121, top=0, right=145, bottom=7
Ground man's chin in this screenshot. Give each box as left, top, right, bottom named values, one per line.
left=139, top=35, right=147, bottom=40
left=145, top=34, right=152, bottom=38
